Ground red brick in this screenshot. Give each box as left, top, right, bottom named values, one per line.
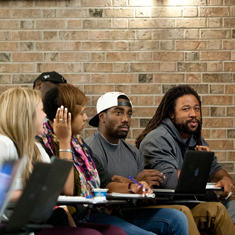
left=84, top=63, right=113, bottom=72
left=91, top=74, right=106, bottom=83
left=82, top=42, right=112, bottom=51
left=12, top=9, right=41, bottom=18
left=81, top=0, right=111, bottom=7
left=83, top=20, right=111, bottom=29
left=0, top=42, right=18, bottom=51
left=132, top=107, right=156, bottom=117
left=91, top=53, right=105, bottom=62
left=201, top=30, right=230, bottom=39
left=160, top=62, right=176, bottom=72
left=12, top=53, right=42, bottom=62
left=139, top=96, right=154, bottom=105
left=113, top=19, right=128, bottom=28
left=107, top=52, right=136, bottom=61
left=130, top=63, right=160, bottom=72
left=65, top=74, right=89, bottom=84
left=202, top=96, right=233, bottom=105
left=56, top=9, right=88, bottom=18
left=113, top=63, right=129, bottom=72
left=186, top=74, right=201, bottom=83
left=37, top=63, right=66, bottom=73
left=60, top=53, right=89, bottom=62
left=108, top=74, right=137, bottom=83
left=200, top=51, right=230, bottom=61
left=66, top=63, right=82, bottom=73
left=225, top=85, right=235, bottom=94
left=0, top=9, right=10, bottom=18
left=115, top=84, right=129, bottom=94
left=206, top=140, right=234, bottom=150
left=12, top=31, right=41, bottom=40
left=59, top=31, right=88, bottom=40
left=67, top=20, right=82, bottom=29
left=176, top=41, right=206, bottom=50
left=0, top=64, right=19, bottom=73
left=90, top=31, right=105, bottom=40
left=113, top=41, right=128, bottom=51
left=154, top=74, right=184, bottom=83
left=84, top=85, right=113, bottom=94
left=199, top=7, right=229, bottom=16
left=202, top=129, right=210, bottom=138
left=105, top=8, right=134, bottom=17
left=130, top=41, right=159, bottom=51
left=67, top=42, right=81, bottom=51
left=207, top=62, right=223, bottom=72
left=138, top=52, right=152, bottom=61
left=137, top=30, right=152, bottom=39
left=224, top=62, right=235, bottom=71
left=131, top=84, right=161, bottom=94
left=20, top=64, right=35, bottom=73
left=36, top=42, right=66, bottom=51
left=151, top=7, right=182, bottom=17
left=176, top=19, right=206, bottom=28
left=129, top=19, right=174, bottom=28
left=0, top=20, right=19, bottom=29
left=211, top=129, right=226, bottom=138
left=105, top=30, right=135, bottom=40
left=0, top=75, right=11, bottom=84
left=154, top=52, right=183, bottom=61
left=36, top=20, right=66, bottom=29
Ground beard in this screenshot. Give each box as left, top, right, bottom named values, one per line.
left=174, top=118, right=201, bottom=135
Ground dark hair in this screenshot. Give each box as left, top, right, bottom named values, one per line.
left=136, top=85, right=202, bottom=148
left=33, top=80, right=57, bottom=89
left=43, top=83, right=87, bottom=122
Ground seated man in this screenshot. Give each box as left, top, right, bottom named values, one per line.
left=136, top=85, right=235, bottom=225
left=85, top=92, right=235, bottom=235
left=33, top=71, right=67, bottom=100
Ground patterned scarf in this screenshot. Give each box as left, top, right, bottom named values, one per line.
left=39, top=121, right=100, bottom=197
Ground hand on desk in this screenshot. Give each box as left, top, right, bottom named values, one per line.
left=130, top=181, right=153, bottom=197
left=135, top=169, right=165, bottom=187
left=195, top=145, right=211, bottom=151
left=112, top=175, right=132, bottom=184
left=214, top=176, right=235, bottom=201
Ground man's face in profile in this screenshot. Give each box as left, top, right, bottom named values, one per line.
left=34, top=81, right=57, bottom=100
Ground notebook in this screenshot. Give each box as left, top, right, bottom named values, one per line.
left=2, top=157, right=73, bottom=233
left=152, top=150, right=214, bottom=196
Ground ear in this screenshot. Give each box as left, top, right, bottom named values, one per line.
left=169, top=112, right=174, bottom=119
left=35, top=80, right=42, bottom=89
left=99, top=112, right=106, bottom=123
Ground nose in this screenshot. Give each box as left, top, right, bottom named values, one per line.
left=84, top=113, right=88, bottom=121
left=189, top=109, right=196, bottom=118
left=122, top=113, right=129, bottom=123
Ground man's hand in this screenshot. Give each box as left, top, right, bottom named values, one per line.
left=135, top=169, right=165, bottom=187
left=112, top=175, right=132, bottom=184
left=214, top=176, right=235, bottom=201
left=195, top=145, right=211, bottom=151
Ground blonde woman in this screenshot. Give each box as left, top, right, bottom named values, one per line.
left=0, top=87, right=126, bottom=235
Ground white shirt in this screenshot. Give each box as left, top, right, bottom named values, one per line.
left=0, top=134, right=50, bottom=190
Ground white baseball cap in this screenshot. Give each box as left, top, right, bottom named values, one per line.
left=89, top=92, right=132, bottom=127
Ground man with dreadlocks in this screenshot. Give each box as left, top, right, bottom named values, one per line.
left=86, top=91, right=235, bottom=235
left=136, top=85, right=235, bottom=225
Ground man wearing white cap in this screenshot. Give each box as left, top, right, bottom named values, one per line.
left=85, top=92, right=235, bottom=235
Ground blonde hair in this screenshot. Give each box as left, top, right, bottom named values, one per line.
left=0, top=88, right=42, bottom=184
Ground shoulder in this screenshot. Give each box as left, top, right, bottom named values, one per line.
left=0, top=135, right=18, bottom=162
left=0, top=134, right=15, bottom=147
left=35, top=142, right=51, bottom=163
left=84, top=131, right=98, bottom=146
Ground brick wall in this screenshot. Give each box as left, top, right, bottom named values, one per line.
left=0, top=0, right=235, bottom=181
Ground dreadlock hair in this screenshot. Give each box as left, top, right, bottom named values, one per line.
left=136, top=85, right=202, bottom=148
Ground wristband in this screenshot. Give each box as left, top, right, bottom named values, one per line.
left=59, top=149, right=72, bottom=153
left=128, top=182, right=134, bottom=192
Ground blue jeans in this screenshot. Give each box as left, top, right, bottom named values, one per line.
left=88, top=208, right=188, bottom=235
left=221, top=200, right=235, bottom=224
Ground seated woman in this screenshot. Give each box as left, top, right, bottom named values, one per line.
left=0, top=87, right=126, bottom=235
left=38, top=83, right=188, bottom=235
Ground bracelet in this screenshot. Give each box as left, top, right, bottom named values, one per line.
left=60, top=157, right=73, bottom=161
left=128, top=182, right=134, bottom=192
left=59, top=149, right=72, bottom=153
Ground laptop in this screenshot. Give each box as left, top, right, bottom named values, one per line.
left=153, top=150, right=214, bottom=196
left=0, top=156, right=28, bottom=221
left=1, top=157, right=73, bottom=233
